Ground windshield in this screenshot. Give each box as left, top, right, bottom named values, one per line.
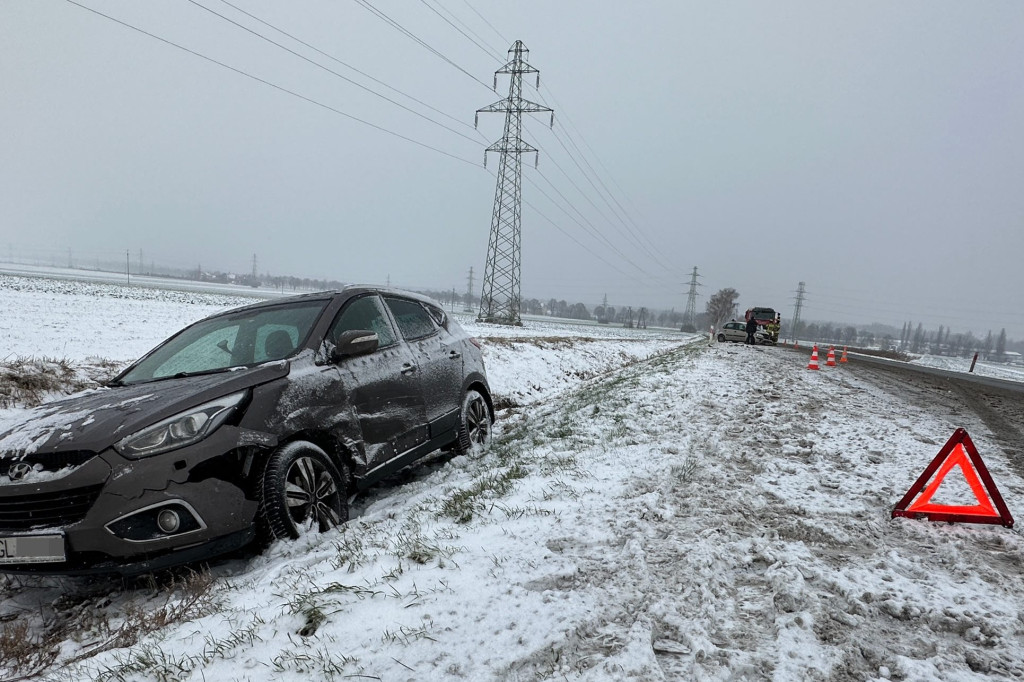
left=117, top=300, right=329, bottom=385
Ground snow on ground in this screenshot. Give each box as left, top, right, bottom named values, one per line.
left=478, top=334, right=691, bottom=408
left=1, top=277, right=1024, bottom=681
left=911, top=352, right=1024, bottom=384
left=0, top=274, right=256, bottom=362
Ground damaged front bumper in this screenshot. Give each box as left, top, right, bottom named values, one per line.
left=0, top=425, right=275, bottom=575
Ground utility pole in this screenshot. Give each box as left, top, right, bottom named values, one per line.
left=475, top=41, right=553, bottom=325
left=791, top=281, right=806, bottom=344
left=126, top=250, right=130, bottom=285
left=139, top=249, right=144, bottom=275
left=682, top=266, right=701, bottom=330
left=251, top=253, right=258, bottom=283
left=464, top=266, right=475, bottom=312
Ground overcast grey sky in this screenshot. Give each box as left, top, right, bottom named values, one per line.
left=2, top=1, right=1023, bottom=337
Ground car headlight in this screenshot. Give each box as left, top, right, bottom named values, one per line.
left=114, top=390, right=248, bottom=459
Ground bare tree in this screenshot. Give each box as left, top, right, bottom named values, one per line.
left=911, top=323, right=925, bottom=353
left=705, top=288, right=739, bottom=329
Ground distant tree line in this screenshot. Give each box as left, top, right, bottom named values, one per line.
left=46, top=248, right=1021, bottom=350
left=788, top=318, right=1021, bottom=359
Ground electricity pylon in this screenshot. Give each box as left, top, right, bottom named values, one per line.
left=791, top=281, right=806, bottom=344
left=464, top=266, right=475, bottom=312
left=475, top=41, right=553, bottom=325
left=682, top=266, right=701, bottom=330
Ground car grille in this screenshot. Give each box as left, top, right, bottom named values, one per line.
left=0, top=450, right=96, bottom=473
left=0, top=484, right=104, bottom=531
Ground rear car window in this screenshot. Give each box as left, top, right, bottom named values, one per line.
left=425, top=304, right=447, bottom=329
left=384, top=298, right=437, bottom=340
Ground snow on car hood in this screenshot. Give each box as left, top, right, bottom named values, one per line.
left=0, top=363, right=290, bottom=458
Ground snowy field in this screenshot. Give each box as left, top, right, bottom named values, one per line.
left=1, top=276, right=1024, bottom=680
left=910, top=353, right=1024, bottom=385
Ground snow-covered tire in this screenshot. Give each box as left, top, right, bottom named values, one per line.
left=717, top=334, right=726, bottom=342
left=256, top=441, right=349, bottom=542
left=454, top=389, right=492, bottom=456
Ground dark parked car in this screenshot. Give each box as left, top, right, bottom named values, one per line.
left=0, top=287, right=493, bottom=574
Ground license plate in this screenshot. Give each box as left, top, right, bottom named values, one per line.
left=0, top=535, right=65, bottom=564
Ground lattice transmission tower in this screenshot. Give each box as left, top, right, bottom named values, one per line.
left=464, top=266, right=475, bottom=312
left=475, top=41, right=553, bottom=325
left=790, top=281, right=806, bottom=344
left=682, top=266, right=701, bottom=330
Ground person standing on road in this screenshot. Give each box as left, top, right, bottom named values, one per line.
left=745, top=315, right=758, bottom=345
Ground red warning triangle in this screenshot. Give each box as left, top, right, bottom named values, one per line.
left=892, top=428, right=1014, bottom=528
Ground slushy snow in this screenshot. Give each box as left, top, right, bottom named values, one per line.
left=0, top=273, right=1022, bottom=681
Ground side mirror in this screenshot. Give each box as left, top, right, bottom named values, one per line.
left=331, top=329, right=379, bottom=362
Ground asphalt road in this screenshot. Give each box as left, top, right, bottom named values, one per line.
left=787, top=347, right=1024, bottom=481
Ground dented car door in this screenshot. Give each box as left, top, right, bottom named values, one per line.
left=323, top=294, right=427, bottom=474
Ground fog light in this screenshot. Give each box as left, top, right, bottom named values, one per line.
left=106, top=501, right=206, bottom=541
left=157, top=509, right=181, bottom=534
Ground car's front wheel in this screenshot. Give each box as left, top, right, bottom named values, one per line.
left=717, top=333, right=726, bottom=342
left=454, top=389, right=492, bottom=456
left=257, top=441, right=349, bottom=542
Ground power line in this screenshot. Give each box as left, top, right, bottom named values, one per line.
left=185, top=0, right=481, bottom=145
left=523, top=120, right=677, bottom=285
left=391, top=0, right=680, bottom=285
left=410, top=2, right=672, bottom=275
left=371, top=0, right=684, bottom=295
left=531, top=168, right=646, bottom=271
left=528, top=116, right=677, bottom=275
left=534, top=86, right=668, bottom=269
left=352, top=0, right=493, bottom=90
left=418, top=0, right=502, bottom=63
left=517, top=179, right=670, bottom=291
left=540, top=86, right=651, bottom=230
left=215, top=0, right=479, bottom=134
left=458, top=0, right=509, bottom=49
left=62, top=0, right=478, bottom=166
left=522, top=172, right=652, bottom=282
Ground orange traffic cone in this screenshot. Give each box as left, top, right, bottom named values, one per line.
left=826, top=346, right=837, bottom=367
left=807, top=345, right=820, bottom=370
left=840, top=346, right=848, bottom=364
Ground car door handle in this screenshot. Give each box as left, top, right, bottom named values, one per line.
left=448, top=350, right=461, bottom=359
left=401, top=363, right=417, bottom=375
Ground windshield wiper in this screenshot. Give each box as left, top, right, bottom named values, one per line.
left=169, top=367, right=237, bottom=380
left=118, top=367, right=240, bottom=386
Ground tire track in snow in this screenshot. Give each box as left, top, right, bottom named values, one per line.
left=500, top=343, right=1024, bottom=680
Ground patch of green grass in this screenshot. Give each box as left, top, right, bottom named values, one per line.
left=270, top=646, right=356, bottom=677
left=86, top=612, right=265, bottom=682
left=670, top=455, right=699, bottom=484
left=438, top=463, right=528, bottom=524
